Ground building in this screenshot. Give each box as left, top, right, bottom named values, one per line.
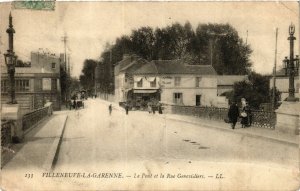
left=217, top=75, right=248, bottom=96
left=132, top=60, right=218, bottom=107
left=114, top=54, right=149, bottom=102
left=269, top=67, right=300, bottom=101
left=1, top=51, right=63, bottom=114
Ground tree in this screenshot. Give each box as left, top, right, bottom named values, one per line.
left=194, top=23, right=252, bottom=74
left=226, top=72, right=274, bottom=109
left=79, top=59, right=97, bottom=95
left=130, top=27, right=155, bottom=60
left=154, top=22, right=195, bottom=60
left=16, top=59, right=31, bottom=67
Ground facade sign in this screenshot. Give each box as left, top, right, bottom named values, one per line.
left=161, top=76, right=172, bottom=84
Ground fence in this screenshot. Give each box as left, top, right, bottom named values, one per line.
left=1, top=120, right=13, bottom=168
left=171, top=105, right=276, bottom=129
left=22, top=103, right=52, bottom=132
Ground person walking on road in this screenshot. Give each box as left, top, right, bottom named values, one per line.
left=158, top=103, right=163, bottom=114
left=125, top=103, right=129, bottom=115
left=228, top=102, right=239, bottom=129
left=147, top=102, right=152, bottom=114
left=109, top=104, right=112, bottom=116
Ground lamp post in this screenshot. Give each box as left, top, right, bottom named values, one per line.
left=283, top=23, right=299, bottom=102
left=4, top=12, right=17, bottom=104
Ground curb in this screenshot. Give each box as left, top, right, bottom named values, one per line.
left=51, top=115, right=68, bottom=170
left=41, top=115, right=68, bottom=171
left=23, top=115, right=51, bottom=135
left=163, top=115, right=298, bottom=147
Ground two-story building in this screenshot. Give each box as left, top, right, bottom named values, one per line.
left=114, top=54, right=149, bottom=102
left=132, top=60, right=218, bottom=106
left=1, top=52, right=63, bottom=114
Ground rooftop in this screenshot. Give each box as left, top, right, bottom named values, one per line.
left=217, top=75, right=248, bottom=85
left=133, top=60, right=217, bottom=75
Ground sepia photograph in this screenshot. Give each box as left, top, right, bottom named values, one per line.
left=0, top=1, right=299, bottom=190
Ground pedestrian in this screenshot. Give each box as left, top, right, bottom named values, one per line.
left=147, top=102, right=152, bottom=114
left=228, top=102, right=239, bottom=129
left=73, top=100, right=77, bottom=110
left=152, top=104, right=156, bottom=114
left=109, top=104, right=112, bottom=116
left=240, top=101, right=248, bottom=128
left=125, top=103, right=129, bottom=115
left=158, top=103, right=163, bottom=114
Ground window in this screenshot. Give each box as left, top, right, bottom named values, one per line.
left=195, top=77, right=202, bottom=87
left=15, top=79, right=30, bottom=92
left=150, top=78, right=156, bottom=87
left=52, top=62, right=56, bottom=69
left=174, top=77, right=181, bottom=87
left=42, top=78, right=51, bottom=91
left=173, top=93, right=183, bottom=104
left=1, top=80, right=8, bottom=92
left=137, top=79, right=143, bottom=87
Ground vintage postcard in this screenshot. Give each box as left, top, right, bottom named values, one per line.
left=0, top=1, right=300, bottom=190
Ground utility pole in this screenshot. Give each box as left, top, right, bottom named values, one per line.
left=67, top=54, right=70, bottom=75
left=61, top=35, right=68, bottom=72
left=61, top=35, right=68, bottom=103
left=272, top=28, right=278, bottom=110
left=245, top=30, right=248, bottom=45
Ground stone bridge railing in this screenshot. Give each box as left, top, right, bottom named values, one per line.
left=170, top=105, right=276, bottom=129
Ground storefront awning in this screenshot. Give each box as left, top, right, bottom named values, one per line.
left=133, top=89, right=158, bottom=94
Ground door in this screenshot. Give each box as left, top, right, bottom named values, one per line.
left=196, top=95, right=201, bottom=106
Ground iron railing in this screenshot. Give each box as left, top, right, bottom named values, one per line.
left=171, top=105, right=276, bottom=129
left=22, top=105, right=51, bottom=132
left=1, top=120, right=13, bottom=168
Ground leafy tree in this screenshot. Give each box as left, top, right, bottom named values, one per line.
left=16, top=59, right=31, bottom=67
left=154, top=22, right=195, bottom=60
left=79, top=59, right=97, bottom=95
left=225, top=72, right=279, bottom=110
left=194, top=23, right=252, bottom=74
left=130, top=27, right=155, bottom=60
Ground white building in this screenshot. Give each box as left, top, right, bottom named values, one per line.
left=132, top=60, right=219, bottom=107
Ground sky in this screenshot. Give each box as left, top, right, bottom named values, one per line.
left=0, top=1, right=299, bottom=77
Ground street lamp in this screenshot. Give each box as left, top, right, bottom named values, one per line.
left=4, top=12, right=17, bottom=104
left=282, top=23, right=299, bottom=101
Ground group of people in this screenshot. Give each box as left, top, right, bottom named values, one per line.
left=147, top=102, right=163, bottom=114
left=227, top=98, right=252, bottom=129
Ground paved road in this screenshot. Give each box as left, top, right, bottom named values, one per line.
left=52, top=99, right=299, bottom=190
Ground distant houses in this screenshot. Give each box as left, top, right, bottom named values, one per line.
left=114, top=54, right=247, bottom=108
left=1, top=51, right=65, bottom=114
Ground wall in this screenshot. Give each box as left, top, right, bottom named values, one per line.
left=161, top=88, right=218, bottom=106
left=270, top=76, right=300, bottom=101
left=160, top=75, right=218, bottom=106
left=31, top=52, right=61, bottom=73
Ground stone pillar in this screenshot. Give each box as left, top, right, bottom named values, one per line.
left=275, top=102, right=300, bottom=135
left=1, top=104, right=23, bottom=142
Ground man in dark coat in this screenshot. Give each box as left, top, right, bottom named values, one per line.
left=228, top=102, right=239, bottom=129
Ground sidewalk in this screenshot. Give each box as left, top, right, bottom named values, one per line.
left=2, top=111, right=68, bottom=171
left=162, top=114, right=298, bottom=146
left=98, top=98, right=298, bottom=146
